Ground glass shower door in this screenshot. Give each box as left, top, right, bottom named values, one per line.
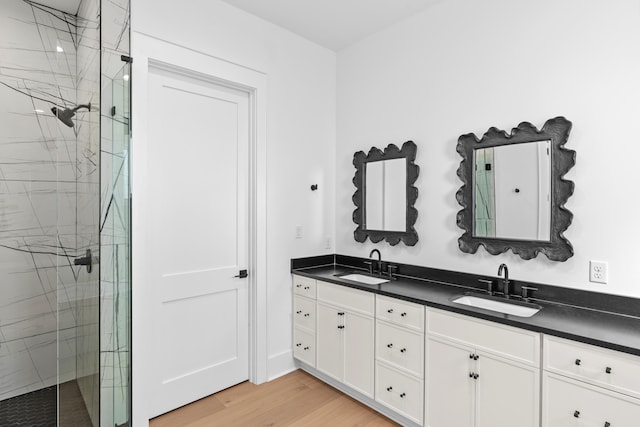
left=100, top=62, right=131, bottom=427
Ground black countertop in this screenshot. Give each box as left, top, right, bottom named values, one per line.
left=292, top=261, right=640, bottom=357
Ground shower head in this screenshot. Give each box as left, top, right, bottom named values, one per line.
left=51, top=103, right=91, bottom=127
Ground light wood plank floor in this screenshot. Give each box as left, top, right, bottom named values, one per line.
left=150, top=370, right=400, bottom=427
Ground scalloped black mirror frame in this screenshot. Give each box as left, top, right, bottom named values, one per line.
left=352, top=140, right=419, bottom=246
left=456, top=117, right=575, bottom=261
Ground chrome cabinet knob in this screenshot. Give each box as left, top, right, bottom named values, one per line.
left=387, top=343, right=393, bottom=348
left=575, top=359, right=581, bottom=366
left=400, top=312, right=407, bottom=317
left=386, top=386, right=393, bottom=392
left=400, top=348, right=407, bottom=353
left=606, top=366, right=612, bottom=374
left=387, top=308, right=393, bottom=313
left=574, top=410, right=580, bottom=418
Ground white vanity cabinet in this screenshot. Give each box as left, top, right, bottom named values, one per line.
left=542, top=335, right=640, bottom=427
left=292, top=275, right=317, bottom=366
left=426, top=308, right=541, bottom=427
left=316, top=281, right=375, bottom=398
left=374, top=295, right=425, bottom=424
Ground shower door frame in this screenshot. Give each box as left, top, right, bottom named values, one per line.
left=131, top=33, right=268, bottom=427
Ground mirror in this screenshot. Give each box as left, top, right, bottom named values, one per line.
left=456, top=117, right=575, bottom=261
left=353, top=141, right=419, bottom=246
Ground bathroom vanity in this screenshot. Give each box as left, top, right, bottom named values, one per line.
left=292, top=255, right=640, bottom=427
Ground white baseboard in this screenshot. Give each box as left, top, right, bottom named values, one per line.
left=267, top=349, right=296, bottom=381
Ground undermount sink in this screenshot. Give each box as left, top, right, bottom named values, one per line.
left=452, top=294, right=541, bottom=318
left=339, top=273, right=390, bottom=285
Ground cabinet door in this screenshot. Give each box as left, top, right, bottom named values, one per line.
left=476, top=352, right=540, bottom=427
left=344, top=311, right=374, bottom=397
left=316, top=302, right=343, bottom=382
left=426, top=338, right=475, bottom=427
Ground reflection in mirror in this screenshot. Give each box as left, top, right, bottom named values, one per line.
left=365, top=158, right=406, bottom=232
left=353, top=141, right=419, bottom=246
left=456, top=117, right=575, bottom=261
left=474, top=141, right=551, bottom=241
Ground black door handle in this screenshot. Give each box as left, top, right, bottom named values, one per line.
left=234, top=269, right=248, bottom=278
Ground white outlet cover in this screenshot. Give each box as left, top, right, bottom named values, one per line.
left=589, top=260, right=608, bottom=284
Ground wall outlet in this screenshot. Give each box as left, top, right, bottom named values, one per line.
left=295, top=225, right=303, bottom=239
left=589, top=260, right=608, bottom=284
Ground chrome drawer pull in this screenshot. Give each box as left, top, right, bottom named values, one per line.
left=604, top=422, right=611, bottom=427
left=575, top=359, right=581, bottom=366
left=386, top=386, right=393, bottom=392
left=605, top=366, right=612, bottom=374
left=400, top=348, right=407, bottom=353
left=387, top=308, right=393, bottom=313
left=387, top=343, right=393, bottom=348
left=400, top=393, right=406, bottom=398
left=574, top=410, right=580, bottom=418
left=400, top=312, right=407, bottom=317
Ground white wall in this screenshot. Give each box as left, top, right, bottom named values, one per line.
left=131, top=0, right=335, bottom=404
left=336, top=0, right=640, bottom=297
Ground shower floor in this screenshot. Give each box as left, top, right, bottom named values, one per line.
left=0, top=381, right=92, bottom=427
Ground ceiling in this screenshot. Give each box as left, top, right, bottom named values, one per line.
left=219, top=0, right=441, bottom=51
left=34, top=0, right=81, bottom=14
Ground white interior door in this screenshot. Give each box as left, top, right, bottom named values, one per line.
left=148, top=66, right=249, bottom=417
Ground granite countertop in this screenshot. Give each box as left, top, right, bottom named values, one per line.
left=292, top=263, right=640, bottom=357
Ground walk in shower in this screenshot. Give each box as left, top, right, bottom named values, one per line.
left=0, top=0, right=131, bottom=425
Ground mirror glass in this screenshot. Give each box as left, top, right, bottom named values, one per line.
left=365, top=158, right=406, bottom=232
left=473, top=140, right=551, bottom=241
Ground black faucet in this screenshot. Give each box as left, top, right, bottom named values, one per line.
left=369, top=249, right=382, bottom=275
left=498, top=263, right=510, bottom=298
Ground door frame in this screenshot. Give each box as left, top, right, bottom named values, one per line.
left=131, top=33, right=268, bottom=427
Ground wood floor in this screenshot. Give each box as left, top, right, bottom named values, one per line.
left=150, top=370, right=399, bottom=427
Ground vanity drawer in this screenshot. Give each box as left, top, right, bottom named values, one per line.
left=293, top=275, right=316, bottom=299
left=317, top=281, right=374, bottom=316
left=293, top=296, right=316, bottom=332
left=376, top=295, right=425, bottom=332
left=544, top=335, right=640, bottom=399
left=375, top=362, right=424, bottom=424
left=293, top=327, right=315, bottom=367
left=543, top=372, right=640, bottom=427
left=427, top=308, right=540, bottom=366
left=376, top=320, right=424, bottom=378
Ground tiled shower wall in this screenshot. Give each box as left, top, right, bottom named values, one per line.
left=0, top=0, right=100, bottom=412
